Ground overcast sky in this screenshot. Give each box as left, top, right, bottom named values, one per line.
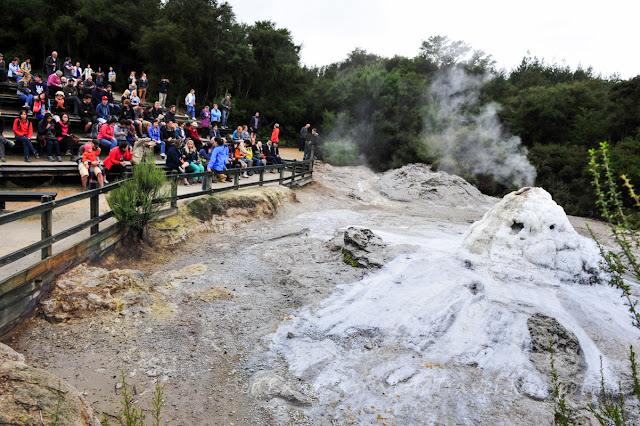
left=225, top=0, right=639, bottom=79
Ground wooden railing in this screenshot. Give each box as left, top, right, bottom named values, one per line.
left=0, top=156, right=314, bottom=333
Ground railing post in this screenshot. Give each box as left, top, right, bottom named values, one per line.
left=259, top=167, right=264, bottom=186
left=205, top=170, right=212, bottom=191
left=171, top=177, right=178, bottom=209
left=291, top=161, right=296, bottom=183
left=309, top=147, right=315, bottom=173
left=279, top=164, right=285, bottom=184
left=233, top=169, right=239, bottom=189
left=40, top=195, right=53, bottom=259
left=90, top=181, right=99, bottom=235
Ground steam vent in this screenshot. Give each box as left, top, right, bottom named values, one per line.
left=461, top=187, right=602, bottom=284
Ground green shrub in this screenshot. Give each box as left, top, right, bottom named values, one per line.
left=323, top=139, right=360, bottom=166
left=107, top=160, right=172, bottom=240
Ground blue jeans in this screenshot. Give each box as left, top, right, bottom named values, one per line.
left=221, top=110, right=229, bottom=127
left=186, top=105, right=195, bottom=118
left=18, top=93, right=34, bottom=109
left=99, top=139, right=115, bottom=151
left=17, top=135, right=36, bottom=157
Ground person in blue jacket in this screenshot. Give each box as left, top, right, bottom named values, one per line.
left=147, top=120, right=165, bottom=158
left=206, top=137, right=229, bottom=183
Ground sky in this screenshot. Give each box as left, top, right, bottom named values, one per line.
left=225, top=0, right=639, bottom=79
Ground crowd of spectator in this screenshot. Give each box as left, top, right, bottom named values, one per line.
left=0, top=50, right=321, bottom=190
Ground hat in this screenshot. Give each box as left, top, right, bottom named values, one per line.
left=192, top=122, right=197, bottom=127
left=55, top=91, right=64, bottom=97
left=0, top=53, right=3, bottom=57
left=106, top=84, right=112, bottom=88
left=96, top=82, right=103, bottom=87
left=102, top=96, right=108, bottom=100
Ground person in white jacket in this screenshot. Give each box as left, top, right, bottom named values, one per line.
left=185, top=89, right=196, bottom=121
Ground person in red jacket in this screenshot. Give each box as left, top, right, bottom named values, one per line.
left=188, top=121, right=202, bottom=151
left=103, top=141, right=132, bottom=179
left=13, top=109, right=38, bottom=162
left=97, top=117, right=117, bottom=151
left=270, top=123, right=280, bottom=143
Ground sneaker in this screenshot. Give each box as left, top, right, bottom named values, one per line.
left=184, top=181, right=190, bottom=186
left=8, top=140, right=14, bottom=147
left=160, top=153, right=167, bottom=159
left=0, top=157, right=5, bottom=162
left=47, top=156, right=54, bottom=162
left=25, top=157, right=31, bottom=162
left=242, top=173, right=249, bottom=179
left=104, top=178, right=109, bottom=184
left=33, top=152, right=39, bottom=159
left=65, top=150, right=72, bottom=156
left=57, top=156, right=62, bottom=162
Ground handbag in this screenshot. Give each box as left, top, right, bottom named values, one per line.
left=70, top=134, right=81, bottom=144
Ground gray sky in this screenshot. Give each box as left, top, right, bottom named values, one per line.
left=226, top=0, right=639, bottom=79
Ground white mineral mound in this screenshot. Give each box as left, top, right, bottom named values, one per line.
left=462, top=187, right=603, bottom=284
left=262, top=187, right=639, bottom=424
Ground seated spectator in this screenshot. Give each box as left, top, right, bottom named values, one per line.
left=80, top=140, right=105, bottom=189
left=114, top=119, right=131, bottom=147
left=47, top=70, right=63, bottom=94
left=52, top=91, right=67, bottom=117
left=206, top=137, right=229, bottom=183
left=38, top=113, right=60, bottom=162
left=232, top=125, right=243, bottom=141
left=234, top=140, right=250, bottom=178
left=103, top=141, right=132, bottom=180
left=62, top=79, right=83, bottom=116
left=254, top=141, right=268, bottom=169
left=20, top=58, right=31, bottom=76
left=264, top=140, right=282, bottom=166
left=183, top=139, right=204, bottom=183
left=30, top=74, right=48, bottom=99
left=121, top=89, right=131, bottom=103
left=130, top=90, right=141, bottom=107
left=80, top=95, right=95, bottom=135
left=84, top=75, right=95, bottom=96
left=242, top=125, right=250, bottom=141
left=151, top=101, right=163, bottom=119
left=175, top=121, right=187, bottom=145
left=97, top=117, right=117, bottom=151
left=143, top=105, right=154, bottom=123
left=166, top=139, right=190, bottom=185
left=188, top=121, right=202, bottom=151
left=210, top=124, right=221, bottom=139
left=125, top=120, right=139, bottom=143
left=0, top=108, right=16, bottom=162
left=33, top=93, right=50, bottom=119
left=14, top=109, right=38, bottom=162
left=131, top=137, right=152, bottom=166
left=163, top=105, right=176, bottom=123
left=120, top=99, right=134, bottom=121
left=161, top=120, right=176, bottom=153
left=8, top=57, right=23, bottom=82
left=91, top=82, right=104, bottom=107
left=133, top=104, right=148, bottom=136
left=104, top=85, right=120, bottom=115
left=199, top=106, right=211, bottom=137
left=55, top=112, right=76, bottom=159
left=147, top=120, right=165, bottom=159
left=96, top=95, right=111, bottom=124
left=199, top=142, right=212, bottom=167
left=17, top=73, right=34, bottom=111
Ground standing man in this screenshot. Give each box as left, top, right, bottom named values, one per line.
left=220, top=94, right=231, bottom=129
left=158, top=77, right=170, bottom=108
left=185, top=89, right=196, bottom=121
left=304, top=128, right=319, bottom=160
left=299, top=123, right=310, bottom=152
left=44, top=51, right=59, bottom=76
left=62, top=57, right=74, bottom=80
left=249, top=112, right=259, bottom=138
left=0, top=54, right=6, bottom=82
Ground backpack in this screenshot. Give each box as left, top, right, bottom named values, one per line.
left=89, top=123, right=100, bottom=139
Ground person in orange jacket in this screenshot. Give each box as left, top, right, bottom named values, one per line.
left=13, top=109, right=38, bottom=162
left=270, top=123, right=280, bottom=143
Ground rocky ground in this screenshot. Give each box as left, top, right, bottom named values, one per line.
left=0, top=162, right=629, bottom=425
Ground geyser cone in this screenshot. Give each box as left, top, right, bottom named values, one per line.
left=462, top=187, right=602, bottom=284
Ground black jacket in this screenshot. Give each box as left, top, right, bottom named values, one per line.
left=166, top=145, right=182, bottom=170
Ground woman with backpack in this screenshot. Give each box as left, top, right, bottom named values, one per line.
left=13, top=109, right=38, bottom=162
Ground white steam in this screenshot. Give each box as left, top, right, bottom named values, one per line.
left=425, top=67, right=536, bottom=187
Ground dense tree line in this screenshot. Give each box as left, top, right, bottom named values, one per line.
left=1, top=1, right=639, bottom=216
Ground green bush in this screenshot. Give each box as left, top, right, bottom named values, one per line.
left=107, top=160, right=172, bottom=240
left=323, top=139, right=360, bottom=166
